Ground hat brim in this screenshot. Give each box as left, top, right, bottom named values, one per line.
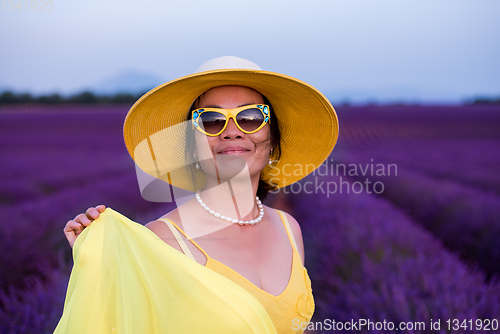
left=124, top=68, right=339, bottom=192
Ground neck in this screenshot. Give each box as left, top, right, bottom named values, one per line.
left=201, top=172, right=260, bottom=222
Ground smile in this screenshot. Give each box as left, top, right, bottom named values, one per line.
left=217, top=146, right=251, bottom=154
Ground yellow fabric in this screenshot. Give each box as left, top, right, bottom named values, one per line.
left=54, top=208, right=277, bottom=334
left=159, top=210, right=315, bottom=333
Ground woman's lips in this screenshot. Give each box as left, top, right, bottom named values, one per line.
left=217, top=146, right=251, bottom=154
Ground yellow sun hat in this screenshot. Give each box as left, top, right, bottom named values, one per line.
left=123, top=56, right=339, bottom=192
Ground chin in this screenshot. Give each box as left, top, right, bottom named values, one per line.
left=209, top=155, right=249, bottom=181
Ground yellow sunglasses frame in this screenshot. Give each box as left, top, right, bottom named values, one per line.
left=191, top=104, right=271, bottom=136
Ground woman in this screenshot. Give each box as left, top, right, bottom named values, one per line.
left=57, top=56, right=338, bottom=333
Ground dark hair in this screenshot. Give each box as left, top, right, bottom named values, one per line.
left=185, top=90, right=281, bottom=201
left=258, top=95, right=281, bottom=200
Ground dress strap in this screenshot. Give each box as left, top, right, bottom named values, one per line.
left=158, top=218, right=196, bottom=262
left=276, top=210, right=299, bottom=258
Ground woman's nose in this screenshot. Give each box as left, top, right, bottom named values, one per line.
left=221, top=118, right=243, bottom=139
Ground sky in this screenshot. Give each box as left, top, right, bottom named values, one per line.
left=1, top=0, right=499, bottom=104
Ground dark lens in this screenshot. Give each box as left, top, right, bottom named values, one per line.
left=199, top=112, right=226, bottom=134
left=236, top=108, right=265, bottom=132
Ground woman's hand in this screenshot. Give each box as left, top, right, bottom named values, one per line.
left=63, top=205, right=106, bottom=248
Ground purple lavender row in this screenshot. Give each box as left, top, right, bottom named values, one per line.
left=338, top=138, right=500, bottom=196
left=335, top=105, right=500, bottom=145
left=336, top=151, right=500, bottom=279
left=0, top=152, right=133, bottom=205
left=287, top=173, right=500, bottom=331
left=0, top=265, right=69, bottom=333
left=0, top=109, right=131, bottom=205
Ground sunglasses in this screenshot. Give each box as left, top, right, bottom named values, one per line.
left=191, top=104, right=271, bottom=136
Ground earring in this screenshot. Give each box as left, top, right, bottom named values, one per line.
left=194, top=153, right=200, bottom=170
left=268, top=149, right=273, bottom=165
left=268, top=159, right=273, bottom=166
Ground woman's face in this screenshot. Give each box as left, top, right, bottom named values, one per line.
left=193, top=86, right=272, bottom=182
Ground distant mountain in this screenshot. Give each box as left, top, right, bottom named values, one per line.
left=89, top=70, right=167, bottom=96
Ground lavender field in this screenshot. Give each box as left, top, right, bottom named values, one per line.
left=1, top=104, right=499, bottom=333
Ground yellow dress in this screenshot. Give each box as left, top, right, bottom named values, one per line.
left=158, top=210, right=315, bottom=333
left=54, top=208, right=314, bottom=333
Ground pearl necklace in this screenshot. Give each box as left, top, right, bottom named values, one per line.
left=195, top=191, right=264, bottom=226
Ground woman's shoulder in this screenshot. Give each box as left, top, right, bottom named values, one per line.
left=145, top=208, right=184, bottom=252
left=268, top=206, right=303, bottom=237
left=267, top=206, right=305, bottom=265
